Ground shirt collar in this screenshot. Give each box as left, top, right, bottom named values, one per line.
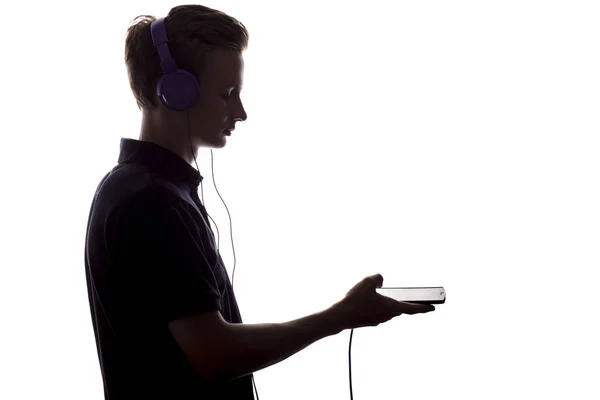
left=117, top=138, right=203, bottom=189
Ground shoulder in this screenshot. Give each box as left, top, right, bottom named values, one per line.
left=99, top=176, right=182, bottom=231
left=97, top=163, right=183, bottom=211
left=113, top=183, right=180, bottom=225
left=91, top=164, right=195, bottom=237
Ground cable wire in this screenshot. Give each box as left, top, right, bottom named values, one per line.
left=349, top=329, right=355, bottom=400
left=186, top=112, right=258, bottom=399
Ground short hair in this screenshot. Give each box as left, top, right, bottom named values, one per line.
left=124, top=5, right=249, bottom=110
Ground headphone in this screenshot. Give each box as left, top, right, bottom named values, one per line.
left=150, top=16, right=259, bottom=400
left=150, top=17, right=199, bottom=111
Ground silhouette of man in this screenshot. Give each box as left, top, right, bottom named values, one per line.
left=84, top=4, right=434, bottom=399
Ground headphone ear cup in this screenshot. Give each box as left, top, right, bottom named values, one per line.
left=157, top=69, right=199, bottom=111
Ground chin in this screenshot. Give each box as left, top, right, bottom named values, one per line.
left=214, top=134, right=228, bottom=148
left=197, top=135, right=227, bottom=149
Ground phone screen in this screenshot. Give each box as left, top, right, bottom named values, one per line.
left=377, top=287, right=446, bottom=303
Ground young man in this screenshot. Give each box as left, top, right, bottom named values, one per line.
left=84, top=5, right=435, bottom=399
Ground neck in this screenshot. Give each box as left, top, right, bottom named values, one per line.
left=138, top=108, right=198, bottom=165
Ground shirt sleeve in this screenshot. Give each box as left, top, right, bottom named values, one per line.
left=110, top=188, right=222, bottom=323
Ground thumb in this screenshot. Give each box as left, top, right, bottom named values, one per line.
left=369, top=273, right=384, bottom=288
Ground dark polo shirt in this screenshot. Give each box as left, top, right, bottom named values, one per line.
left=84, top=138, right=254, bottom=399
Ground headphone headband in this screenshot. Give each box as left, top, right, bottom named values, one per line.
left=150, top=17, right=177, bottom=75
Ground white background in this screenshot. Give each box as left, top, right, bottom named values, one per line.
left=1, top=0, right=599, bottom=399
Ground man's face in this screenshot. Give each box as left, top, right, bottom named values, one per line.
left=189, top=49, right=247, bottom=148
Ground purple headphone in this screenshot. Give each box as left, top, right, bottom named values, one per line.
left=150, top=17, right=199, bottom=111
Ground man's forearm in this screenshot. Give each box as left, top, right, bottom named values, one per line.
left=215, top=305, right=347, bottom=381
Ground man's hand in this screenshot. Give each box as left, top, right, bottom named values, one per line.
left=331, top=274, right=435, bottom=330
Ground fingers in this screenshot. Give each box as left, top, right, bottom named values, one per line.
left=400, top=302, right=435, bottom=314
left=378, top=295, right=434, bottom=314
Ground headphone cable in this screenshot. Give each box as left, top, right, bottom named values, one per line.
left=209, top=148, right=237, bottom=287
left=349, top=329, right=355, bottom=400
left=186, top=113, right=353, bottom=400
left=186, top=111, right=259, bottom=400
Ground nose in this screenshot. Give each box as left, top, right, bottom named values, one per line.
left=234, top=98, right=248, bottom=122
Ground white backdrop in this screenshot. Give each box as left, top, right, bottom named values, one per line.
left=1, top=0, right=599, bottom=399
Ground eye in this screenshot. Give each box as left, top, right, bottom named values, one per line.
left=222, top=85, right=242, bottom=100
left=222, top=89, right=236, bottom=100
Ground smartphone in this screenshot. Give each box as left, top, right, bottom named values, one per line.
left=376, top=287, right=446, bottom=304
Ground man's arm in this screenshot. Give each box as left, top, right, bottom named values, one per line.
left=168, top=303, right=348, bottom=382
left=168, top=274, right=435, bottom=382
left=114, top=192, right=348, bottom=381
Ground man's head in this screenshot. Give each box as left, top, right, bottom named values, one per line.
left=125, top=5, right=249, bottom=161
